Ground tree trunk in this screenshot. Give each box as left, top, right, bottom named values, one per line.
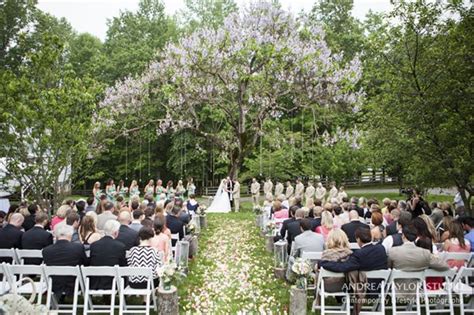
left=458, top=185, right=472, bottom=216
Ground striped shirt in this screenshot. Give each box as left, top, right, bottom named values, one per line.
left=126, top=246, right=162, bottom=283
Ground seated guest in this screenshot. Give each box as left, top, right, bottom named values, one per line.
left=319, top=229, right=353, bottom=292
left=310, top=206, right=323, bottom=231
left=0, top=213, right=24, bottom=262
left=319, top=228, right=387, bottom=272
left=341, top=210, right=369, bottom=243
left=0, top=211, right=5, bottom=227
left=85, top=197, right=96, bottom=213
left=116, top=211, right=139, bottom=250
left=79, top=215, right=102, bottom=247
left=97, top=202, right=117, bottom=231
left=150, top=219, right=171, bottom=262
left=166, top=205, right=185, bottom=243
left=42, top=224, right=88, bottom=299
left=141, top=207, right=155, bottom=227
left=385, top=209, right=400, bottom=236
left=458, top=216, right=474, bottom=252
left=443, top=221, right=471, bottom=268
left=333, top=205, right=348, bottom=228
left=130, top=200, right=140, bottom=212
left=316, top=211, right=334, bottom=240
left=129, top=210, right=144, bottom=232
left=186, top=194, right=199, bottom=214
left=154, top=210, right=172, bottom=238
left=89, top=220, right=127, bottom=289
left=21, top=212, right=53, bottom=264
left=178, top=204, right=191, bottom=225
left=291, top=219, right=324, bottom=257
left=51, top=205, right=70, bottom=231
left=413, top=217, right=438, bottom=253
left=286, top=209, right=306, bottom=254
left=64, top=212, right=81, bottom=243
left=370, top=211, right=385, bottom=243
left=75, top=200, right=86, bottom=221
left=126, top=227, right=162, bottom=289
left=353, top=197, right=365, bottom=218
left=382, top=210, right=412, bottom=253
left=278, top=206, right=298, bottom=242
left=273, top=200, right=288, bottom=220
left=22, top=203, right=39, bottom=231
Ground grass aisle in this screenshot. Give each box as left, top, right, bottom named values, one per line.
left=178, top=209, right=290, bottom=314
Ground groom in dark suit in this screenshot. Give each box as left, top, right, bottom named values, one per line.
left=226, top=177, right=234, bottom=209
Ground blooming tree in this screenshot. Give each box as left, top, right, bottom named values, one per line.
left=102, top=1, right=362, bottom=178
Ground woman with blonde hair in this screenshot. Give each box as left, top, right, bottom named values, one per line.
left=129, top=180, right=140, bottom=198
left=79, top=214, right=102, bottom=247
left=419, top=214, right=439, bottom=242
left=51, top=205, right=71, bottom=230
left=92, top=181, right=102, bottom=205
left=144, top=179, right=155, bottom=197
left=319, top=229, right=353, bottom=292
left=316, top=210, right=334, bottom=240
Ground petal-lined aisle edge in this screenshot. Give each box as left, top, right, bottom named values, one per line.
left=179, top=211, right=290, bottom=314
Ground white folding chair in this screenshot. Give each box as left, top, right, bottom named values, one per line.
left=423, top=268, right=457, bottom=315
left=171, top=233, right=180, bottom=258
left=360, top=269, right=392, bottom=315
left=0, top=263, right=11, bottom=295
left=316, top=267, right=351, bottom=315
left=349, top=242, right=360, bottom=250
left=440, top=252, right=472, bottom=267
left=5, top=264, right=48, bottom=304
left=301, top=251, right=322, bottom=292
left=389, top=270, right=424, bottom=315
left=81, top=266, right=118, bottom=315
left=15, top=249, right=43, bottom=265
left=44, top=265, right=84, bottom=314
left=451, top=267, right=474, bottom=315
left=0, top=248, right=19, bottom=264
left=116, top=266, right=157, bottom=315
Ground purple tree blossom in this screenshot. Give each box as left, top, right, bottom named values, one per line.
left=101, top=1, right=362, bottom=177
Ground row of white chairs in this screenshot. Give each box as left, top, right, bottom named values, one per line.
left=315, top=266, right=474, bottom=315
left=0, top=263, right=157, bottom=315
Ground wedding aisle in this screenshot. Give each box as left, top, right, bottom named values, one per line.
left=179, top=210, right=290, bottom=313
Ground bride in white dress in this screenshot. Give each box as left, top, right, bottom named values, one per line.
left=207, top=179, right=231, bottom=213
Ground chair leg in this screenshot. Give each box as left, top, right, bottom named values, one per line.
left=145, top=293, right=150, bottom=315
left=73, top=280, right=79, bottom=315
left=460, top=293, right=465, bottom=315
left=110, top=288, right=116, bottom=315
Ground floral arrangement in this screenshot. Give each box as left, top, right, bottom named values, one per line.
left=291, top=258, right=312, bottom=289
left=157, top=262, right=186, bottom=290
left=186, top=223, right=196, bottom=235
left=253, top=205, right=263, bottom=214
left=196, top=205, right=207, bottom=216
left=265, top=221, right=276, bottom=235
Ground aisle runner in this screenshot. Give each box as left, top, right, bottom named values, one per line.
left=180, top=213, right=289, bottom=313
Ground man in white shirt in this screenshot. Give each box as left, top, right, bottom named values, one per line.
left=274, top=181, right=284, bottom=197
left=315, top=183, right=326, bottom=202
left=263, top=178, right=273, bottom=196
left=305, top=181, right=316, bottom=202
left=295, top=179, right=304, bottom=199
left=285, top=181, right=294, bottom=199
left=250, top=178, right=261, bottom=206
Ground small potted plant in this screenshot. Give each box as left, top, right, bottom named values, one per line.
left=157, top=262, right=186, bottom=291
left=291, top=258, right=312, bottom=290
left=253, top=205, right=264, bottom=228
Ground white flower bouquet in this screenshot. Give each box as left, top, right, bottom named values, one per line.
left=157, top=262, right=186, bottom=290
left=291, top=258, right=312, bottom=289
left=196, top=205, right=207, bottom=216
left=186, top=223, right=196, bottom=234
left=265, top=221, right=276, bottom=235
left=253, top=205, right=263, bottom=214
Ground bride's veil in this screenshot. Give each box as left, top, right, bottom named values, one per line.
left=213, top=179, right=225, bottom=200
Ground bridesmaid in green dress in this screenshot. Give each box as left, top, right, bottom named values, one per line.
left=166, top=180, right=175, bottom=199
left=129, top=180, right=140, bottom=198
left=144, top=179, right=155, bottom=197
left=105, top=179, right=117, bottom=202
left=92, top=181, right=102, bottom=205
left=117, top=180, right=128, bottom=198
left=155, top=179, right=166, bottom=201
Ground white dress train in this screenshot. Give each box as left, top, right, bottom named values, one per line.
left=207, top=182, right=231, bottom=213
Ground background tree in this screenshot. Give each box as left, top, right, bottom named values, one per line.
left=364, top=0, right=473, bottom=213
left=179, top=0, right=237, bottom=31
left=0, top=11, right=102, bottom=209
left=102, top=2, right=362, bottom=179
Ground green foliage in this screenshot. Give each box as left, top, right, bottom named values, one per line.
left=103, top=0, right=178, bottom=84
left=179, top=0, right=238, bottom=30
left=363, top=0, right=473, bottom=212
left=68, top=33, right=107, bottom=80
left=0, top=15, right=102, bottom=207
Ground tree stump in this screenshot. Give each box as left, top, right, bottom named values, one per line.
left=274, top=267, right=286, bottom=280
left=289, top=286, right=307, bottom=315
left=265, top=235, right=274, bottom=253
left=157, top=286, right=179, bottom=315
left=199, top=215, right=207, bottom=229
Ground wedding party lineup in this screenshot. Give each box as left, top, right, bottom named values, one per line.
left=0, top=0, right=472, bottom=314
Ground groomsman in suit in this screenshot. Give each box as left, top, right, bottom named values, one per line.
left=263, top=178, right=273, bottom=196
left=232, top=180, right=241, bottom=212
left=305, top=181, right=315, bottom=202
left=251, top=178, right=261, bottom=206
left=274, top=181, right=284, bottom=197
left=225, top=177, right=234, bottom=208
left=285, top=181, right=294, bottom=199
left=295, top=179, right=305, bottom=199
left=21, top=212, right=53, bottom=264
left=315, top=183, right=326, bottom=202
left=328, top=182, right=338, bottom=202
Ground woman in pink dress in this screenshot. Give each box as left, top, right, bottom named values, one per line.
left=316, top=210, right=334, bottom=240
left=150, top=219, right=171, bottom=262
left=273, top=200, right=288, bottom=220
left=443, top=221, right=471, bottom=268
